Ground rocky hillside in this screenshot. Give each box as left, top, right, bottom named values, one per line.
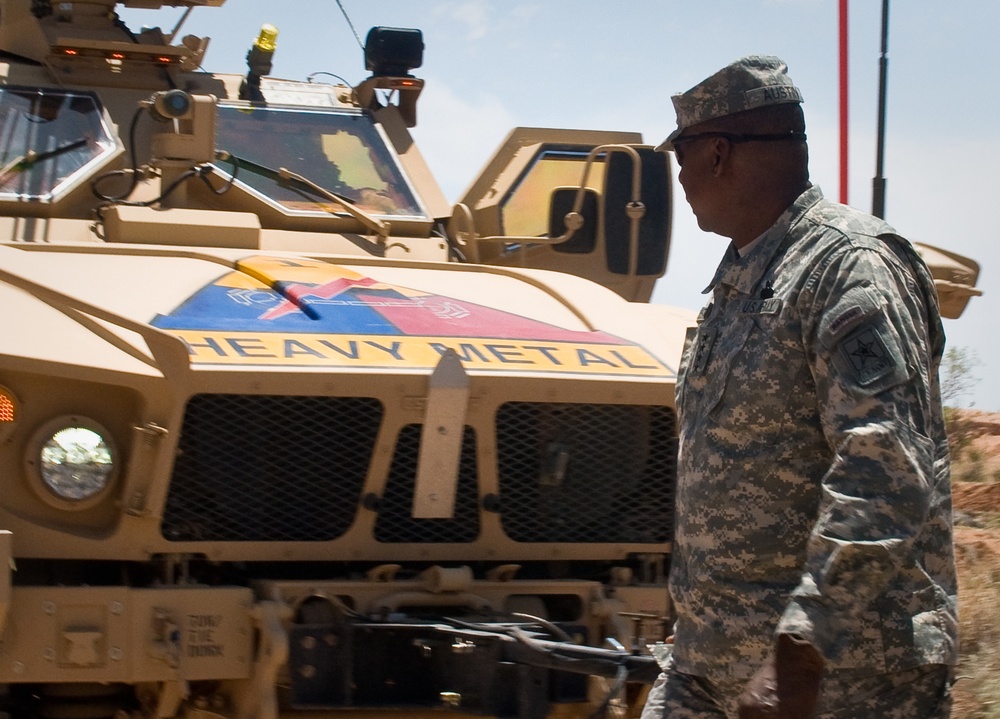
left=949, top=411, right=1000, bottom=718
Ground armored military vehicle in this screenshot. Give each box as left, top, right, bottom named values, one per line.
left=0, top=2, right=980, bottom=718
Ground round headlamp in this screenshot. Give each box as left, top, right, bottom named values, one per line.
left=28, top=417, right=117, bottom=509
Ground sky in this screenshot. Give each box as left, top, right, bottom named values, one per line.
left=119, top=1, right=1000, bottom=410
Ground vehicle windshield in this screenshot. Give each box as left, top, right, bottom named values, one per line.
left=214, top=104, right=426, bottom=218
left=0, top=87, right=117, bottom=201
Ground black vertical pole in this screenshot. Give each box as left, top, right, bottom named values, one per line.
left=872, top=0, right=889, bottom=218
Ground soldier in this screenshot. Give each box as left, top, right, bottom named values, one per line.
left=642, top=56, right=957, bottom=718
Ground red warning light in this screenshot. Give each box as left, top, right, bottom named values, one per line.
left=157, top=56, right=172, bottom=64
left=111, top=52, right=125, bottom=60
left=63, top=49, right=79, bottom=56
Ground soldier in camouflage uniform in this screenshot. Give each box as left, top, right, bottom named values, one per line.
left=641, top=56, right=957, bottom=718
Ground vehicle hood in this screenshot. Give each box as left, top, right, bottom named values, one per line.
left=0, top=245, right=679, bottom=381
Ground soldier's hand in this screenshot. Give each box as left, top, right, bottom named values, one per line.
left=737, top=633, right=825, bottom=719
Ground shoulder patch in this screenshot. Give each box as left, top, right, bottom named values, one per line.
left=819, top=285, right=881, bottom=349
left=828, top=305, right=865, bottom=336
left=839, top=324, right=899, bottom=386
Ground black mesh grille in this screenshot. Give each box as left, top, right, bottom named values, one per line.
left=496, top=403, right=676, bottom=543
left=374, top=425, right=480, bottom=543
left=162, top=394, right=383, bottom=542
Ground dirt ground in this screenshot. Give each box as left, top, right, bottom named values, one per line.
left=954, top=481, right=1000, bottom=515
left=951, top=410, right=1000, bottom=517
left=950, top=410, right=1000, bottom=515
left=948, top=410, right=1000, bottom=718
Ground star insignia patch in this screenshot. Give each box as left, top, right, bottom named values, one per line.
left=840, top=325, right=896, bottom=385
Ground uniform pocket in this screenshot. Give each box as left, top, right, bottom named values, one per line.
left=704, top=313, right=806, bottom=450
left=910, top=608, right=957, bottom=665
left=829, top=610, right=886, bottom=672
left=682, top=318, right=754, bottom=420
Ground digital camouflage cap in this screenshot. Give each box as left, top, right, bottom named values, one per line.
left=656, top=55, right=803, bottom=151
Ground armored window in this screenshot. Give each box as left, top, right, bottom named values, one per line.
left=0, top=87, right=118, bottom=202
left=500, top=146, right=605, bottom=242
left=214, top=104, right=427, bottom=219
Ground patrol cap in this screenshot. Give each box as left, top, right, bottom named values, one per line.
left=656, top=55, right=803, bottom=151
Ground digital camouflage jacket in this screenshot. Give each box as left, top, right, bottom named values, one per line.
left=670, top=185, right=957, bottom=682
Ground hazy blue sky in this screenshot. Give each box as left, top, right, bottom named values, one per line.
left=121, top=1, right=1000, bottom=409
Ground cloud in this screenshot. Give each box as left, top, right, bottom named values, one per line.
left=510, top=4, right=542, bottom=22
left=433, top=0, right=491, bottom=42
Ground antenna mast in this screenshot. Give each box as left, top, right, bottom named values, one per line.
left=872, top=0, right=890, bottom=218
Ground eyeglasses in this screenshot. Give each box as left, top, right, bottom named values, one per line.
left=672, top=130, right=807, bottom=166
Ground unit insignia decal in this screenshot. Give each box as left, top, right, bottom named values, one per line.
left=152, top=256, right=671, bottom=377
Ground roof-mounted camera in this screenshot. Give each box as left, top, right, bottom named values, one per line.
left=364, top=26, right=423, bottom=77
left=143, top=90, right=217, bottom=165
left=355, top=26, right=425, bottom=128
left=149, top=89, right=193, bottom=121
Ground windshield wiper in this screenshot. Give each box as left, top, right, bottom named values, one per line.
left=0, top=138, right=88, bottom=184
left=277, top=167, right=390, bottom=242
left=223, top=153, right=390, bottom=241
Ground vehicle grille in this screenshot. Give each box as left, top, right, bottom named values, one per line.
left=495, top=403, right=676, bottom=543
left=162, top=394, right=383, bottom=542
left=374, top=424, right=480, bottom=543
left=161, top=396, right=675, bottom=546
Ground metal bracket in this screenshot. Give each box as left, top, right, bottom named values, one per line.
left=412, top=349, right=469, bottom=519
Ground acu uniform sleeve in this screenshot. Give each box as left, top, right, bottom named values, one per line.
left=775, top=245, right=938, bottom=663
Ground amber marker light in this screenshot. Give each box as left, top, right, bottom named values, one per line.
left=0, top=387, right=15, bottom=424
left=0, top=386, right=17, bottom=444
left=255, top=24, right=279, bottom=53
left=239, top=23, right=278, bottom=101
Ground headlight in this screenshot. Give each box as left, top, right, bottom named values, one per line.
left=28, top=417, right=117, bottom=510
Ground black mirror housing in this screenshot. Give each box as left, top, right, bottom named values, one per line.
left=549, top=187, right=599, bottom=254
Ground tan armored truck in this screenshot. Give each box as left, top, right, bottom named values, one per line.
left=0, top=2, right=981, bottom=718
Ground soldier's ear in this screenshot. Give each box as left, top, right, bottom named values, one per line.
left=710, top=137, right=732, bottom=177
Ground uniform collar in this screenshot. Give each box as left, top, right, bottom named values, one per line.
left=702, top=185, right=824, bottom=295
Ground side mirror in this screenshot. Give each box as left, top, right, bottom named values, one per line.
left=603, top=147, right=671, bottom=276
left=548, top=187, right=598, bottom=254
